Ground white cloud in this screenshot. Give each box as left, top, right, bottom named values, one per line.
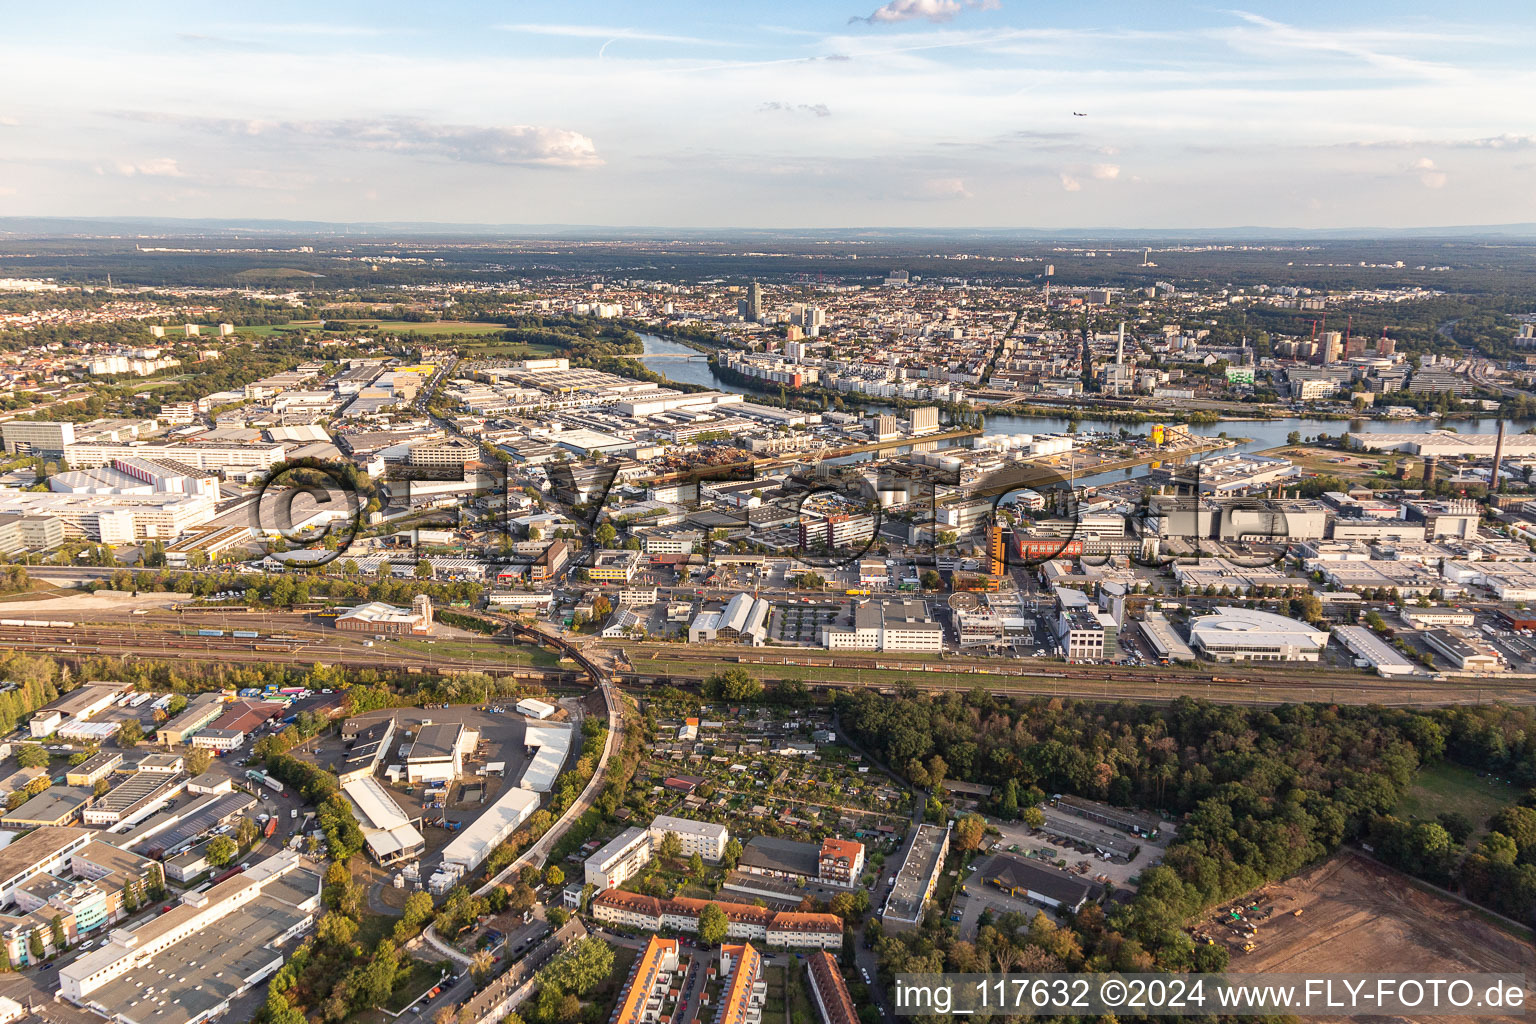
left=1413, top=156, right=1447, bottom=188
left=919, top=177, right=972, bottom=199
left=497, top=24, right=731, bottom=46
left=758, top=102, right=832, bottom=117
left=119, top=113, right=603, bottom=169
left=1090, top=163, right=1120, bottom=180
left=851, top=0, right=964, bottom=25
left=1059, top=173, right=1081, bottom=192
left=101, top=157, right=185, bottom=177
left=0, top=116, right=19, bottom=128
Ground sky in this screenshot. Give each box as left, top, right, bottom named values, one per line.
left=2, top=0, right=1535, bottom=230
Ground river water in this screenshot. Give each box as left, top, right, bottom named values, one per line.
left=638, top=332, right=1530, bottom=485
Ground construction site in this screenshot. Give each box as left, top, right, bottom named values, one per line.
left=1211, top=853, right=1535, bottom=1022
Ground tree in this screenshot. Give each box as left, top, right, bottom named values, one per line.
left=469, top=949, right=495, bottom=984
left=93, top=778, right=110, bottom=798
left=15, top=743, right=47, bottom=769
left=316, top=911, right=357, bottom=947
left=116, top=720, right=143, bottom=748
left=415, top=559, right=434, bottom=579
left=689, top=852, right=704, bottom=876
left=702, top=667, right=762, bottom=702
left=186, top=747, right=214, bottom=776
left=27, top=930, right=43, bottom=962
left=206, top=836, right=237, bottom=868
left=544, top=865, right=564, bottom=888
left=49, top=914, right=66, bottom=952
left=954, top=813, right=987, bottom=852
left=237, top=816, right=260, bottom=849
left=722, top=837, right=742, bottom=869
left=920, top=569, right=943, bottom=591
left=697, top=902, right=729, bottom=946
left=658, top=831, right=683, bottom=862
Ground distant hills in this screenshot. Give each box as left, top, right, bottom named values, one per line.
left=2, top=216, right=1536, bottom=242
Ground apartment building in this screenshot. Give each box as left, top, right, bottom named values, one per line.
left=584, top=826, right=653, bottom=890
left=591, top=891, right=842, bottom=950
left=648, top=814, right=730, bottom=862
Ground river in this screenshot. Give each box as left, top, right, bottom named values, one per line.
left=638, top=332, right=1531, bottom=485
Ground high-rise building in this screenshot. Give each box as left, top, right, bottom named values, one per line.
left=741, top=280, right=763, bottom=323
left=1320, top=331, right=1343, bottom=364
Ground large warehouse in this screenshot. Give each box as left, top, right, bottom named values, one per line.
left=433, top=786, right=541, bottom=889
left=336, top=595, right=435, bottom=636
left=405, top=722, right=472, bottom=782
left=1186, top=606, right=1329, bottom=663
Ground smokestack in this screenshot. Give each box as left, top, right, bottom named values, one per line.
left=1422, top=454, right=1439, bottom=489
left=1491, top=420, right=1506, bottom=496
left=1117, top=323, right=1125, bottom=365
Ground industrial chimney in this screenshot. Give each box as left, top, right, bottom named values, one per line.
left=1491, top=420, right=1506, bottom=498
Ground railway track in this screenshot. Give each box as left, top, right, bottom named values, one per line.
left=1, top=620, right=1532, bottom=708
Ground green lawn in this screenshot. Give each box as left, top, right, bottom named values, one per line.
left=391, top=636, right=563, bottom=667
left=589, top=944, right=638, bottom=1018
left=762, top=965, right=788, bottom=1024
left=787, top=960, right=818, bottom=1024
left=1395, top=762, right=1518, bottom=832
left=381, top=958, right=444, bottom=1013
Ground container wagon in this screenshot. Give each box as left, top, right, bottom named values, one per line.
left=198, top=629, right=225, bottom=637
left=233, top=630, right=259, bottom=639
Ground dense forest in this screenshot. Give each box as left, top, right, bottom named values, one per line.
left=837, top=690, right=1536, bottom=976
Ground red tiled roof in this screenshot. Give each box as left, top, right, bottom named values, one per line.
left=806, top=951, right=857, bottom=1024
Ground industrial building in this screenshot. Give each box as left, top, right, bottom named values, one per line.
left=518, top=721, right=573, bottom=793
left=689, top=592, right=771, bottom=646
left=82, top=771, right=188, bottom=827
left=157, top=692, right=226, bottom=747
left=980, top=854, right=1093, bottom=913
left=0, top=827, right=95, bottom=907
left=1187, top=607, right=1329, bottom=663
left=342, top=775, right=425, bottom=866
left=60, top=850, right=321, bottom=1024
left=515, top=698, right=556, bottom=720
left=405, top=721, right=471, bottom=782
left=337, top=717, right=396, bottom=786
left=1332, top=625, right=1418, bottom=677
left=2, top=787, right=93, bottom=829
left=1424, top=629, right=1504, bottom=673
left=434, top=786, right=541, bottom=888
left=336, top=594, right=435, bottom=636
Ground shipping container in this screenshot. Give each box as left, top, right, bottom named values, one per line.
left=198, top=629, right=225, bottom=637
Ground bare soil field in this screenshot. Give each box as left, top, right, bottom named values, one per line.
left=1222, top=853, right=1534, bottom=1023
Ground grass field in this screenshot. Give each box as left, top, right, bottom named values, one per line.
left=1257, top=445, right=1405, bottom=486
left=1394, top=762, right=1518, bottom=832
left=391, top=636, right=563, bottom=667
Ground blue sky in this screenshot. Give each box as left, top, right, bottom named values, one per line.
left=2, top=1, right=1534, bottom=228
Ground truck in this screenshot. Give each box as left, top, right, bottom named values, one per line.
left=210, top=865, right=245, bottom=885
left=263, top=817, right=278, bottom=838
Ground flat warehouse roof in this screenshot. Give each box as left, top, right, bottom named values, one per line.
left=409, top=722, right=464, bottom=761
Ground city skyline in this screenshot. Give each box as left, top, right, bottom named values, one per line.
left=3, top=0, right=1535, bottom=229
